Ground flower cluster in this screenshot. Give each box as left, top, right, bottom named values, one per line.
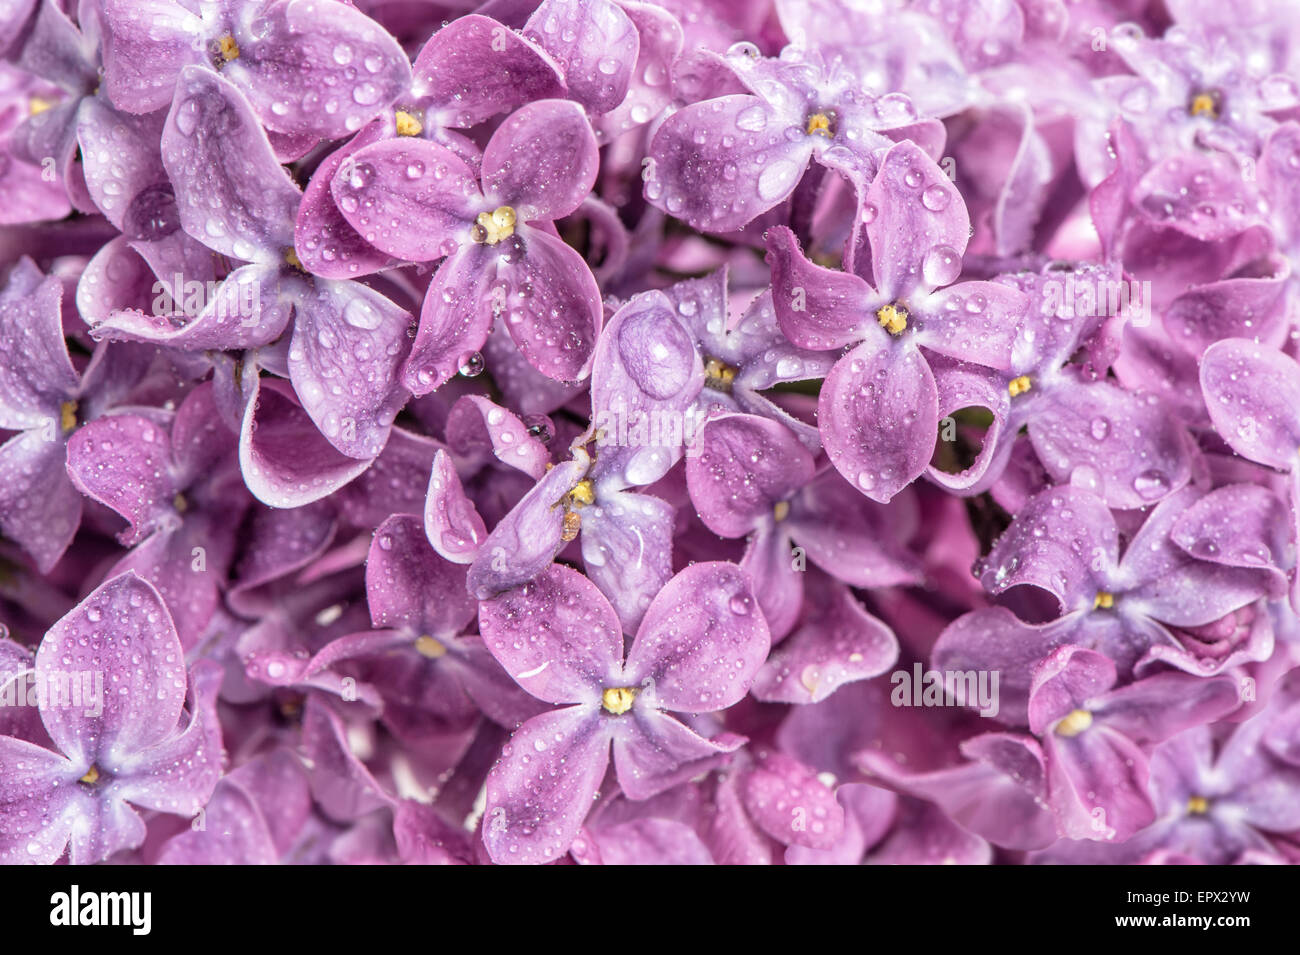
left=1, top=0, right=1300, bottom=866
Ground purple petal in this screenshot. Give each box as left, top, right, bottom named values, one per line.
left=0, top=272, right=76, bottom=426
left=0, top=431, right=82, bottom=573
left=1030, top=380, right=1194, bottom=509
left=465, top=457, right=586, bottom=599
left=238, top=377, right=373, bottom=508
left=646, top=95, right=813, bottom=231
left=498, top=227, right=603, bottom=381
left=225, top=0, right=411, bottom=139
left=36, top=573, right=187, bottom=767
left=523, top=0, right=637, bottom=115
left=402, top=249, right=494, bottom=396
left=611, top=709, right=741, bottom=799
left=1200, top=339, right=1300, bottom=471
left=741, top=751, right=844, bottom=849
left=162, top=67, right=301, bottom=262
left=591, top=289, right=703, bottom=486
left=330, top=137, right=480, bottom=262
left=687, top=411, right=814, bottom=537
left=624, top=561, right=770, bottom=712
left=820, top=337, right=939, bottom=503
left=580, top=489, right=676, bottom=634
left=425, top=449, right=488, bottom=564
left=482, top=99, right=598, bottom=221
left=286, top=279, right=411, bottom=459
left=66, top=413, right=178, bottom=544
left=751, top=579, right=898, bottom=704
left=764, top=225, right=877, bottom=350
left=367, top=514, right=476, bottom=639
left=864, top=140, right=970, bottom=302
left=483, top=705, right=611, bottom=865
left=411, top=15, right=566, bottom=128
left=478, top=563, right=623, bottom=705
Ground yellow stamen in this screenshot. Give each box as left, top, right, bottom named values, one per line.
left=29, top=96, right=53, bottom=116
left=473, top=205, right=516, bottom=245
left=566, top=479, right=595, bottom=508
left=415, top=635, right=447, bottom=659
left=602, top=686, right=637, bottom=714
left=876, top=303, right=908, bottom=335
left=394, top=110, right=423, bottom=136
left=284, top=247, right=304, bottom=270
left=79, top=766, right=100, bottom=784
left=1008, top=375, right=1032, bottom=397
left=1188, top=92, right=1218, bottom=119
left=59, top=400, right=78, bottom=433
left=561, top=511, right=582, bottom=542
left=773, top=500, right=790, bottom=522
left=173, top=493, right=188, bottom=513
left=1055, top=708, right=1093, bottom=737
left=1094, top=591, right=1114, bottom=610
left=218, top=35, right=240, bottom=61
left=704, top=357, right=738, bottom=390
left=805, top=112, right=833, bottom=137
left=1186, top=795, right=1210, bottom=815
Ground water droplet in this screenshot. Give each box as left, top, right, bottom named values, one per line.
left=457, top=351, right=485, bottom=377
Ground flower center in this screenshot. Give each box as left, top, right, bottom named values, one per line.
left=1188, top=91, right=1219, bottom=119
left=472, top=206, right=517, bottom=245
left=805, top=111, right=834, bottom=138
left=773, top=500, right=790, bottom=522
left=1186, top=795, right=1211, bottom=815
left=602, top=686, right=638, bottom=714
left=1008, top=375, right=1032, bottom=397
left=173, top=493, right=188, bottom=513
left=394, top=110, right=423, bottom=137
left=1055, top=708, right=1093, bottom=737
left=415, top=635, right=447, bottom=658
left=703, top=357, right=738, bottom=392
left=79, top=765, right=101, bottom=786
left=29, top=95, right=53, bottom=116
left=218, top=34, right=240, bottom=62
left=566, top=479, right=595, bottom=509
left=59, top=400, right=78, bottom=433
left=1093, top=591, right=1115, bottom=610
left=876, top=302, right=909, bottom=335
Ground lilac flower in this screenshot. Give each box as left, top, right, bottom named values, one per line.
left=664, top=268, right=835, bottom=451
left=933, top=484, right=1281, bottom=723
left=0, top=573, right=224, bottom=864
left=0, top=258, right=151, bottom=570
left=66, top=382, right=249, bottom=646
left=99, top=0, right=411, bottom=139
left=1097, top=21, right=1300, bottom=159
left=645, top=42, right=942, bottom=232
left=686, top=409, right=917, bottom=638
left=89, top=67, right=414, bottom=492
left=1032, top=672, right=1300, bottom=863
left=477, top=561, right=768, bottom=864
left=767, top=140, right=1031, bottom=501
left=944, top=263, right=1197, bottom=506
left=466, top=288, right=702, bottom=628
left=1026, top=644, right=1241, bottom=841
left=330, top=97, right=601, bottom=391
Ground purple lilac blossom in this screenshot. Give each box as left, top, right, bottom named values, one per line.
left=1, top=0, right=1300, bottom=867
